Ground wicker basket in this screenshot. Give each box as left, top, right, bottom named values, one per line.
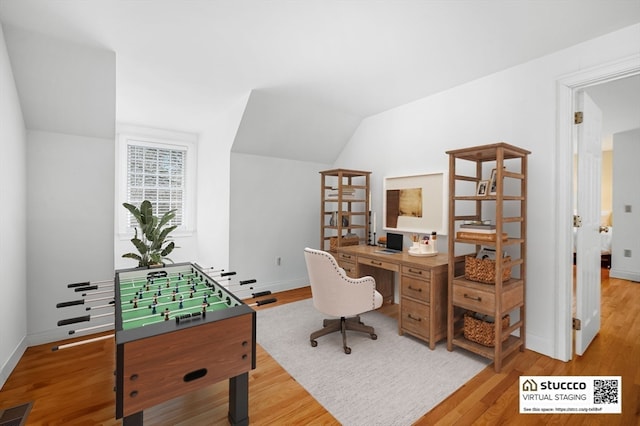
left=463, top=312, right=510, bottom=347
left=329, top=236, right=359, bottom=251
left=464, top=255, right=511, bottom=284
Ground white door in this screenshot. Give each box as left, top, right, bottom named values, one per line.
left=574, top=91, right=602, bottom=356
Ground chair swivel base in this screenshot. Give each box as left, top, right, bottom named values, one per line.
left=309, top=315, right=377, bottom=354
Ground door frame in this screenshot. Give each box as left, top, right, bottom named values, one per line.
left=553, top=54, right=640, bottom=362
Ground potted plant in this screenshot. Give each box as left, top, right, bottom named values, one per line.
left=122, top=200, right=178, bottom=267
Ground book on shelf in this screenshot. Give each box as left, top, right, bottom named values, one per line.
left=456, top=231, right=508, bottom=241
left=459, top=223, right=496, bottom=233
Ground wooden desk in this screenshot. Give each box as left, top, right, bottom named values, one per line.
left=336, top=245, right=464, bottom=349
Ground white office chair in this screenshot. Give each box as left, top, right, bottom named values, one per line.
left=303, top=247, right=383, bottom=354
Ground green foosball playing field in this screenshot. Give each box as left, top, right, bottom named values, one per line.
left=118, top=270, right=235, bottom=329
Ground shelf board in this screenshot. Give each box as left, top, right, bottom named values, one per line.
left=454, top=237, right=524, bottom=246
left=453, top=195, right=525, bottom=201
left=323, top=198, right=367, bottom=203
left=446, top=142, right=531, bottom=162
left=451, top=333, right=523, bottom=360
left=452, top=276, right=524, bottom=292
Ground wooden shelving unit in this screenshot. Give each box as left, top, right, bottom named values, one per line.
left=320, top=169, right=371, bottom=252
left=446, top=143, right=530, bottom=372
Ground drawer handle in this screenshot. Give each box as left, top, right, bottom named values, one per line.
left=408, top=285, right=422, bottom=292
left=464, top=293, right=482, bottom=302
left=343, top=255, right=352, bottom=260
left=407, top=313, right=421, bottom=322
left=370, top=261, right=382, bottom=266
left=408, top=269, right=423, bottom=275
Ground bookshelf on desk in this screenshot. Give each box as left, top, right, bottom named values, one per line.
left=446, top=143, right=530, bottom=373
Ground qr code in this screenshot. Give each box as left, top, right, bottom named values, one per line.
left=594, top=379, right=619, bottom=404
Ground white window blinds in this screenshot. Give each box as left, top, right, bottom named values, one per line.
left=126, top=143, right=186, bottom=228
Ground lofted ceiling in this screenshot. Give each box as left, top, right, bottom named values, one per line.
left=1, top=0, right=639, bottom=162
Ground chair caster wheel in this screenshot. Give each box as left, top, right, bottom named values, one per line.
left=310, top=340, right=318, bottom=347
left=371, top=334, right=377, bottom=340
left=344, top=346, right=351, bottom=354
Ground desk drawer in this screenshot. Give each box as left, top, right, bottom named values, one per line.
left=338, top=260, right=357, bottom=278
left=401, top=276, right=430, bottom=303
left=336, top=252, right=356, bottom=263
left=358, top=256, right=399, bottom=272
left=400, top=298, right=429, bottom=338
left=401, top=265, right=430, bottom=281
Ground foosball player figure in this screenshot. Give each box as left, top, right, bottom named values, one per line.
left=151, top=301, right=157, bottom=315
left=164, top=308, right=170, bottom=321
left=172, top=290, right=176, bottom=301
left=132, top=297, right=138, bottom=309
left=157, top=285, right=162, bottom=296
left=178, top=295, right=184, bottom=309
left=189, top=289, right=194, bottom=298
left=166, top=278, right=170, bottom=288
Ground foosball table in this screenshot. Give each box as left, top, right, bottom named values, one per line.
left=56, top=262, right=275, bottom=426
left=115, top=262, right=260, bottom=425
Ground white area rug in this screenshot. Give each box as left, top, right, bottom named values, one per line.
left=256, top=299, right=489, bottom=426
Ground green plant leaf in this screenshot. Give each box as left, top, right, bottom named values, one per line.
left=131, top=237, right=147, bottom=254
left=122, top=253, right=142, bottom=261
left=161, top=241, right=175, bottom=256
left=158, top=209, right=176, bottom=228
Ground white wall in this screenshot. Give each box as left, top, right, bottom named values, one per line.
left=229, top=153, right=330, bottom=296
left=611, top=128, right=640, bottom=281
left=196, top=93, right=251, bottom=269
left=0, top=22, right=27, bottom=387
left=26, top=131, right=115, bottom=344
left=333, top=23, right=640, bottom=359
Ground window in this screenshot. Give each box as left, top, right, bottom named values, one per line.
left=117, top=126, right=197, bottom=235
left=126, top=143, right=185, bottom=227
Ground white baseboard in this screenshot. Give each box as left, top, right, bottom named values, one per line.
left=610, top=268, right=640, bottom=282
left=0, top=336, right=27, bottom=388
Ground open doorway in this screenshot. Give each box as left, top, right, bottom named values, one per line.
left=571, top=74, right=640, bottom=357
left=554, top=55, right=640, bottom=362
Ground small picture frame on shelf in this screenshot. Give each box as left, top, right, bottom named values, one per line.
left=476, top=180, right=489, bottom=196
left=489, top=168, right=498, bottom=195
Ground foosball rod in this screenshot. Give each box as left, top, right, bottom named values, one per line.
left=56, top=296, right=114, bottom=308
left=51, top=333, right=114, bottom=352
left=57, top=312, right=113, bottom=327
left=67, top=322, right=114, bottom=335
left=67, top=279, right=113, bottom=288
left=80, top=289, right=115, bottom=297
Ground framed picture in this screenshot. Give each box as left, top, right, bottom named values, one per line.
left=383, top=172, right=447, bottom=234
left=489, top=168, right=498, bottom=195
left=476, top=180, right=489, bottom=196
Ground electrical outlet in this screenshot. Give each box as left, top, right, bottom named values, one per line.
left=624, top=249, right=632, bottom=258
left=624, top=205, right=632, bottom=213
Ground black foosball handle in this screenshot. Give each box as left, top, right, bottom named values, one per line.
left=255, top=298, right=277, bottom=306
left=252, top=291, right=272, bottom=298
left=74, top=285, right=98, bottom=292
left=57, top=315, right=91, bottom=326
left=239, top=279, right=257, bottom=285
left=56, top=299, right=84, bottom=308
left=67, top=281, right=90, bottom=288
left=221, top=271, right=237, bottom=277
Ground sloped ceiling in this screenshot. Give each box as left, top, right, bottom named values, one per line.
left=2, top=24, right=115, bottom=139
left=1, top=1, right=639, bottom=161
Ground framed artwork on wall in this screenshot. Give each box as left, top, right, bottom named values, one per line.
left=383, top=172, right=447, bottom=234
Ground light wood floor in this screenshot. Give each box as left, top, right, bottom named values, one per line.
left=1, top=270, right=637, bottom=425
